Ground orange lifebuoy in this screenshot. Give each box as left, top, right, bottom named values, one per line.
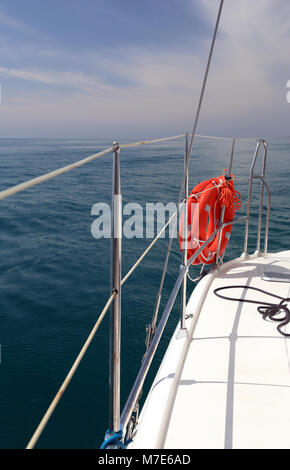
left=179, top=170, right=241, bottom=265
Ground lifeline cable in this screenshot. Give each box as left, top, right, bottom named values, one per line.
left=214, top=285, right=290, bottom=337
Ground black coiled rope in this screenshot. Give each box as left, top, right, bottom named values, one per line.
left=214, top=285, right=290, bottom=337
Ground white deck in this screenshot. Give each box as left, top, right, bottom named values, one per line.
left=131, top=251, right=290, bottom=449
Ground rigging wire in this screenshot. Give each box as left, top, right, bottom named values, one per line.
left=146, top=0, right=225, bottom=348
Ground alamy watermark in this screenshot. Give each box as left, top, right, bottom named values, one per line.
left=91, top=197, right=200, bottom=249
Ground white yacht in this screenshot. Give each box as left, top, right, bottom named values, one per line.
left=1, top=0, right=288, bottom=450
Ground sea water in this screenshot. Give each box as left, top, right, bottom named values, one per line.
left=0, top=136, right=289, bottom=448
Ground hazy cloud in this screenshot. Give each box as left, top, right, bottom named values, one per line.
left=0, top=0, right=290, bottom=138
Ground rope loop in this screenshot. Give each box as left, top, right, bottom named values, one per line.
left=214, top=285, right=290, bottom=337
left=218, top=169, right=242, bottom=210
left=100, top=430, right=129, bottom=449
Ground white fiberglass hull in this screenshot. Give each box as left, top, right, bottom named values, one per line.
left=129, top=251, right=290, bottom=449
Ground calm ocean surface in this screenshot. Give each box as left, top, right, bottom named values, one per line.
left=0, top=136, right=289, bottom=448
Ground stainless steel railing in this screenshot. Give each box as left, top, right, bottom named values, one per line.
left=243, top=139, right=270, bottom=257
left=114, top=136, right=271, bottom=442
left=110, top=142, right=122, bottom=433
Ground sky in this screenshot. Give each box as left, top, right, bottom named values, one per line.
left=0, top=0, right=290, bottom=139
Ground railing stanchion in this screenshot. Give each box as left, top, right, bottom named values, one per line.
left=243, top=140, right=262, bottom=257
left=228, top=137, right=235, bottom=176
left=256, top=141, right=267, bottom=255
left=181, top=133, right=189, bottom=329
left=109, top=142, right=122, bottom=434
left=263, top=176, right=271, bottom=256
left=216, top=205, right=225, bottom=266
